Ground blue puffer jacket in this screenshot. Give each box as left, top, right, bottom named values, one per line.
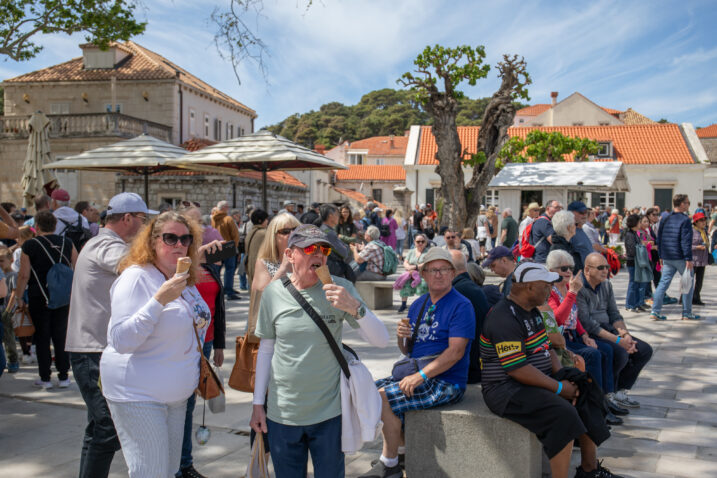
left=657, top=212, right=692, bottom=261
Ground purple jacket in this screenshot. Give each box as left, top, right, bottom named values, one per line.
left=692, top=228, right=709, bottom=267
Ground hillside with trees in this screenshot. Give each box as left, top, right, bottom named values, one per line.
left=265, top=88, right=525, bottom=148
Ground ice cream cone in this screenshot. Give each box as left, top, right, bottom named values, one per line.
left=315, top=264, right=332, bottom=284
left=176, top=257, right=192, bottom=275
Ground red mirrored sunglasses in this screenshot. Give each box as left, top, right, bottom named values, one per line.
left=301, top=244, right=331, bottom=256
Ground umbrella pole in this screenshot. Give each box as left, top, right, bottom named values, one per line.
left=144, top=170, right=149, bottom=205
left=262, top=162, right=268, bottom=211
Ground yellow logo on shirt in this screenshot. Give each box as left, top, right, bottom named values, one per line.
left=496, top=341, right=521, bottom=357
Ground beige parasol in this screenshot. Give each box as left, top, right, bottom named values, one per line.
left=20, top=112, right=58, bottom=209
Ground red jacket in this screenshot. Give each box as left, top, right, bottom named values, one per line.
left=548, top=287, right=586, bottom=336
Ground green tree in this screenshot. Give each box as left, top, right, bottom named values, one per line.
left=0, top=0, right=146, bottom=61
left=496, top=130, right=600, bottom=167
left=657, top=118, right=669, bottom=124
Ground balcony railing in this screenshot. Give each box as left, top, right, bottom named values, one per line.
left=0, top=113, right=172, bottom=142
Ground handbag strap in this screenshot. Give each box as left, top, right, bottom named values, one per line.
left=407, top=296, right=431, bottom=357
left=281, top=276, right=351, bottom=379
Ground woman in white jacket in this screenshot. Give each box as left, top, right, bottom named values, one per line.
left=100, top=212, right=213, bottom=477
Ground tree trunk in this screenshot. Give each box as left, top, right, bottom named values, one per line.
left=429, top=97, right=466, bottom=231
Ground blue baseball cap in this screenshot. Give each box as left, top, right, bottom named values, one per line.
left=567, top=201, right=588, bottom=213
left=481, top=246, right=514, bottom=268
left=106, top=192, right=158, bottom=215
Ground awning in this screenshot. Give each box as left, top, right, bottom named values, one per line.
left=488, top=161, right=630, bottom=192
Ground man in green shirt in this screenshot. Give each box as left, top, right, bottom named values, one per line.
left=501, top=208, right=519, bottom=247
left=249, top=224, right=389, bottom=478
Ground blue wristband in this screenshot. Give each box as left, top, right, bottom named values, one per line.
left=616, top=336, right=621, bottom=344
left=556, top=381, right=563, bottom=395
left=418, top=370, right=428, bottom=381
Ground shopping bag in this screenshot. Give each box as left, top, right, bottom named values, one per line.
left=207, top=367, right=226, bottom=414
left=244, top=433, right=271, bottom=478
left=680, top=268, right=693, bottom=296
left=11, top=305, right=34, bottom=338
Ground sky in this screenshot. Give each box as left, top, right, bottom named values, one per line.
left=2, top=0, right=717, bottom=129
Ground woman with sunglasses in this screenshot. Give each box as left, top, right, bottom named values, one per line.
left=100, top=212, right=219, bottom=477
left=251, top=213, right=302, bottom=293
left=396, top=233, right=429, bottom=313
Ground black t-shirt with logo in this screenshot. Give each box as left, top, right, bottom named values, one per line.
left=480, top=297, right=553, bottom=415
left=21, top=235, right=73, bottom=300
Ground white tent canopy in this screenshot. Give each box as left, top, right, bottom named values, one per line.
left=488, top=161, right=630, bottom=192
left=168, top=130, right=347, bottom=209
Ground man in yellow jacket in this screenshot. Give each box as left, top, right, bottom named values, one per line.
left=212, top=200, right=241, bottom=300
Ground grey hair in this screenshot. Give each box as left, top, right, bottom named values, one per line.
left=552, top=210, right=576, bottom=237
left=55, top=199, right=70, bottom=208
left=366, top=225, right=380, bottom=241
left=503, top=208, right=513, bottom=216
left=217, top=200, right=229, bottom=209
left=546, top=249, right=574, bottom=270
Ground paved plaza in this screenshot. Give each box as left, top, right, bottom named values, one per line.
left=1, top=266, right=716, bottom=477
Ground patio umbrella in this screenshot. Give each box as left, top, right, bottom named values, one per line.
left=168, top=130, right=347, bottom=210
left=21, top=111, right=58, bottom=209
left=43, top=134, right=241, bottom=203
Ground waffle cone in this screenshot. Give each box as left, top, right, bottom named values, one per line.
left=176, top=257, right=192, bottom=275
left=315, top=265, right=332, bottom=284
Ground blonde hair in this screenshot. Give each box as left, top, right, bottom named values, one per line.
left=18, top=225, right=35, bottom=244
left=523, top=202, right=540, bottom=219
left=462, top=227, right=475, bottom=239
left=119, top=211, right=203, bottom=286
left=393, top=209, right=403, bottom=222
left=257, top=213, right=301, bottom=264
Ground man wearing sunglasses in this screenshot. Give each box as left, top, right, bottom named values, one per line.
left=250, top=224, right=389, bottom=478
left=65, top=192, right=157, bottom=478
left=577, top=253, right=653, bottom=412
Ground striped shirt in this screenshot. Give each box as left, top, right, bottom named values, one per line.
left=480, top=298, right=553, bottom=415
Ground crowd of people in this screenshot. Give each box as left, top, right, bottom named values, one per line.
left=0, top=189, right=712, bottom=478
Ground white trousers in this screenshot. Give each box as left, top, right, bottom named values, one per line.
left=107, top=398, right=188, bottom=478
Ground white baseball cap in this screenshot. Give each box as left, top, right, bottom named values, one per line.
left=512, top=262, right=560, bottom=284
left=107, top=192, right=158, bottom=215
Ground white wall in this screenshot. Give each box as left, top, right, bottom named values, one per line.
left=527, top=93, right=622, bottom=127
left=179, top=86, right=254, bottom=144
left=624, top=164, right=705, bottom=208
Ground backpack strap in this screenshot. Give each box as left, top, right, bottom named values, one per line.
left=281, top=276, right=351, bottom=379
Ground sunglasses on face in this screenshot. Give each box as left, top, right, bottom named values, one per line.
left=277, top=227, right=296, bottom=236
left=415, top=240, right=426, bottom=244
left=445, top=235, right=457, bottom=240
left=557, top=266, right=572, bottom=272
left=589, top=265, right=609, bottom=271
left=301, top=244, right=331, bottom=256
left=161, top=233, right=193, bottom=247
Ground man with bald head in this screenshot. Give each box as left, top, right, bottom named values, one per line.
left=577, top=252, right=653, bottom=411
left=449, top=249, right=489, bottom=384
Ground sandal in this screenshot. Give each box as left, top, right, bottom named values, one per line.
left=649, top=313, right=667, bottom=321
left=681, top=314, right=701, bottom=320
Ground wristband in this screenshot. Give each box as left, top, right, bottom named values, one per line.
left=615, top=336, right=621, bottom=344
left=418, top=370, right=428, bottom=381
left=556, top=381, right=563, bottom=395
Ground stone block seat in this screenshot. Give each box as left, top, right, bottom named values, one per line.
left=355, top=280, right=395, bottom=310
left=405, top=385, right=543, bottom=478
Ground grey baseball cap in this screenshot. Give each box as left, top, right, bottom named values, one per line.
left=418, top=247, right=456, bottom=271
left=287, top=224, right=331, bottom=249
left=106, top=192, right=158, bottom=215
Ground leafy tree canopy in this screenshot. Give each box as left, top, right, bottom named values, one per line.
left=266, top=88, right=526, bottom=148
left=493, top=130, right=600, bottom=168
left=0, top=0, right=146, bottom=61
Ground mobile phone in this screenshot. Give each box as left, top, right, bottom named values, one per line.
left=204, top=240, right=237, bottom=263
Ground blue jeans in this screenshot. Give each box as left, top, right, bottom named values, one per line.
left=239, top=253, right=248, bottom=290
left=177, top=341, right=213, bottom=475
left=651, top=259, right=694, bottom=316
left=222, top=255, right=237, bottom=294
left=598, top=335, right=653, bottom=391
left=266, top=415, right=344, bottom=478
left=565, top=334, right=614, bottom=393
left=626, top=266, right=648, bottom=309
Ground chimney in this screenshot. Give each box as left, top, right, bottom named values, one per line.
left=314, top=144, right=326, bottom=155
left=550, top=91, right=559, bottom=106
left=389, top=134, right=394, bottom=147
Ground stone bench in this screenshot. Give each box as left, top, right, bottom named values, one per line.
left=405, top=385, right=544, bottom=478
left=354, top=280, right=395, bottom=310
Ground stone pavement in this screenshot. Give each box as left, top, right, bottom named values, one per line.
left=1, top=266, right=716, bottom=477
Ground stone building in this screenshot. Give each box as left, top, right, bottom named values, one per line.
left=1, top=41, right=256, bottom=207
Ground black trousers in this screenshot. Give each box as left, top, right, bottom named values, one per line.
left=693, top=266, right=705, bottom=302
left=28, top=300, right=69, bottom=381
left=602, top=335, right=653, bottom=391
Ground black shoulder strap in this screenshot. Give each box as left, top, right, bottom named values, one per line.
left=281, top=276, right=351, bottom=379
left=407, top=296, right=431, bottom=356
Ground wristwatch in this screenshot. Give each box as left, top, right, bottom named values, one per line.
left=354, top=304, right=366, bottom=319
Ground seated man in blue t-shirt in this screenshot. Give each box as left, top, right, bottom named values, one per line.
left=360, top=248, right=475, bottom=478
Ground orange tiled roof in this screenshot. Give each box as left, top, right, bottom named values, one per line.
left=332, top=187, right=387, bottom=209
left=335, top=165, right=405, bottom=181
left=4, top=41, right=255, bottom=116
left=416, top=124, right=695, bottom=166
left=347, top=135, right=408, bottom=156
left=180, top=137, right=217, bottom=152
left=516, top=104, right=552, bottom=116
left=697, top=124, right=717, bottom=138
left=601, top=107, right=622, bottom=116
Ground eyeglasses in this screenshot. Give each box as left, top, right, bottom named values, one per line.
left=425, top=267, right=453, bottom=276
left=277, top=227, right=296, bottom=236
left=557, top=266, right=572, bottom=272
left=301, top=244, right=331, bottom=256
left=588, top=265, right=609, bottom=271
left=181, top=200, right=201, bottom=208
left=414, top=240, right=426, bottom=244
left=131, top=213, right=148, bottom=223
left=161, top=233, right=193, bottom=247
left=444, top=235, right=457, bottom=240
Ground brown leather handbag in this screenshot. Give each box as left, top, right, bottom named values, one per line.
left=193, top=326, right=224, bottom=400
left=229, top=332, right=259, bottom=392
left=6, top=293, right=34, bottom=337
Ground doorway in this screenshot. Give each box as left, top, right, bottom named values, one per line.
left=521, top=190, right=542, bottom=210
left=654, top=188, right=673, bottom=212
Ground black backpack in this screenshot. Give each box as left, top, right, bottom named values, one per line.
left=379, top=223, right=391, bottom=237
left=59, top=216, right=92, bottom=251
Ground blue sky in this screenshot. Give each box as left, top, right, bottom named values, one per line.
left=2, top=0, right=717, bottom=128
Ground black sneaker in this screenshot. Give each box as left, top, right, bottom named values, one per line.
left=359, top=460, right=403, bottom=478
left=397, top=303, right=407, bottom=313
left=180, top=465, right=207, bottom=478
left=226, top=294, right=242, bottom=301
left=370, top=454, right=405, bottom=469
left=605, top=411, right=623, bottom=426
left=575, top=460, right=624, bottom=477
left=606, top=397, right=629, bottom=416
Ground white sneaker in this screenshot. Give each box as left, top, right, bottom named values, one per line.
left=615, top=389, right=640, bottom=408
left=58, top=378, right=71, bottom=388
left=34, top=379, right=53, bottom=389
left=22, top=354, right=33, bottom=365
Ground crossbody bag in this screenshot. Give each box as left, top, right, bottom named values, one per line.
left=390, top=296, right=440, bottom=380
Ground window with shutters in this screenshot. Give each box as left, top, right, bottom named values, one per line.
left=204, top=115, right=210, bottom=138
